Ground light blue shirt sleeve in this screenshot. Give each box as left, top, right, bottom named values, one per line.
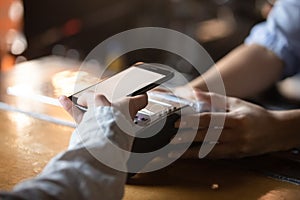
left=0, top=107, right=134, bottom=200
left=245, top=0, right=300, bottom=78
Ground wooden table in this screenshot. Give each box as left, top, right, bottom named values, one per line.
left=0, top=57, right=299, bottom=199
left=0, top=109, right=72, bottom=190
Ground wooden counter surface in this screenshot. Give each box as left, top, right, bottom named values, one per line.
left=125, top=159, right=300, bottom=200
left=0, top=109, right=73, bottom=190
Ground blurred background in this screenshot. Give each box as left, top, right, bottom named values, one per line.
left=1, top=0, right=269, bottom=75
left=5, top=0, right=298, bottom=109
left=0, top=0, right=279, bottom=120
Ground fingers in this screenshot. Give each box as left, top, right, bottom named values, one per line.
left=193, top=91, right=227, bottom=112
left=63, top=92, right=112, bottom=124
left=59, top=95, right=84, bottom=123
left=169, top=126, right=252, bottom=159
left=128, top=94, right=148, bottom=119
left=59, top=95, right=73, bottom=112
left=76, top=90, right=148, bottom=120
left=171, top=126, right=239, bottom=145
left=174, top=91, right=230, bottom=129
left=176, top=112, right=238, bottom=129
left=152, top=85, right=196, bottom=99
left=169, top=142, right=242, bottom=159
left=77, top=92, right=112, bottom=107
left=114, top=94, right=148, bottom=120
left=173, top=86, right=197, bottom=100
left=94, top=94, right=112, bottom=107
left=193, top=90, right=212, bottom=103
left=76, top=91, right=95, bottom=107
left=171, top=129, right=208, bottom=145
left=171, top=129, right=206, bottom=145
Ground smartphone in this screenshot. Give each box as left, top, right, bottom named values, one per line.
left=69, top=63, right=174, bottom=111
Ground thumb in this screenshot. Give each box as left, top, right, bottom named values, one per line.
left=128, top=94, right=148, bottom=119
left=113, top=94, right=148, bottom=120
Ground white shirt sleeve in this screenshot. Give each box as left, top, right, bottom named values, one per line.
left=1, top=106, right=134, bottom=200
left=245, top=0, right=300, bottom=78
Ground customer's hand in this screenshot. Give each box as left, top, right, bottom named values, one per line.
left=172, top=91, right=290, bottom=159
left=59, top=93, right=148, bottom=124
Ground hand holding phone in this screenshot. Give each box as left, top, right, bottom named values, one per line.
left=69, top=63, right=174, bottom=111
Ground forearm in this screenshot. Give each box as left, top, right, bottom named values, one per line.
left=189, top=44, right=283, bottom=98
left=5, top=148, right=127, bottom=200
left=1, top=107, right=133, bottom=200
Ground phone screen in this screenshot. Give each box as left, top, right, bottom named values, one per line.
left=71, top=65, right=168, bottom=102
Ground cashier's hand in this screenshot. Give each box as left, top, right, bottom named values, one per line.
left=59, top=93, right=147, bottom=124
left=172, top=91, right=283, bottom=159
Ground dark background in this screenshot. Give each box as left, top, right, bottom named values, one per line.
left=22, top=0, right=263, bottom=66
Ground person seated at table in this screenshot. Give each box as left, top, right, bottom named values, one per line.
left=0, top=93, right=147, bottom=200
left=171, top=0, right=300, bottom=159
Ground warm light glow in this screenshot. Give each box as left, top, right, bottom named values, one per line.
left=8, top=111, right=33, bottom=133
left=51, top=70, right=100, bottom=97
left=7, top=86, right=60, bottom=106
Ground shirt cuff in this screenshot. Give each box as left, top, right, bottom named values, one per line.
left=68, top=106, right=136, bottom=151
